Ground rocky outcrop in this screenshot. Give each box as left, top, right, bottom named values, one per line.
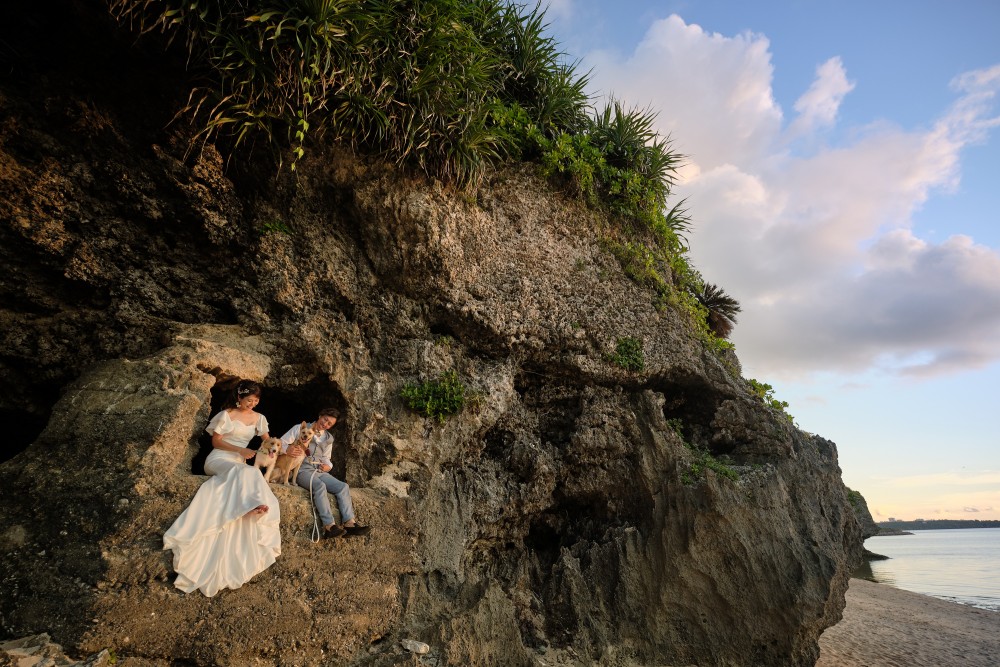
left=0, top=3, right=863, bottom=665
left=849, top=490, right=879, bottom=540
left=1, top=633, right=114, bottom=667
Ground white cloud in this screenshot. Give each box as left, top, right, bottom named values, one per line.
left=788, top=57, right=854, bottom=138
left=583, top=15, right=1000, bottom=379
left=948, top=64, right=1000, bottom=143
left=881, top=471, right=1000, bottom=489
left=587, top=15, right=782, bottom=170
left=543, top=0, right=574, bottom=22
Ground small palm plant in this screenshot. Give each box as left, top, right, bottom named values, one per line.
left=660, top=199, right=692, bottom=249
left=489, top=2, right=590, bottom=136
left=587, top=99, right=684, bottom=231
left=695, top=282, right=741, bottom=338
left=589, top=100, right=678, bottom=184
left=110, top=0, right=359, bottom=169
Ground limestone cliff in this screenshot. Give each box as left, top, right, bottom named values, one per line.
left=0, top=3, right=863, bottom=666
left=849, top=491, right=879, bottom=541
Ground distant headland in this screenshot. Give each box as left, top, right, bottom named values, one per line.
left=878, top=519, right=1000, bottom=531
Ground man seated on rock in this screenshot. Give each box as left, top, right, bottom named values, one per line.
left=279, top=407, right=371, bottom=539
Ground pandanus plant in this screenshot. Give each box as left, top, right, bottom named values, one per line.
left=696, top=282, right=741, bottom=339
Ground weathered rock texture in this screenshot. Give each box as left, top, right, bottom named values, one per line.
left=0, top=3, right=864, bottom=666
left=1, top=633, right=114, bottom=666
left=850, top=492, right=880, bottom=541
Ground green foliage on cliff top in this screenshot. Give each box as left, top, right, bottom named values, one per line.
left=110, top=1, right=680, bottom=223
left=112, top=0, right=739, bottom=353
left=110, top=0, right=592, bottom=181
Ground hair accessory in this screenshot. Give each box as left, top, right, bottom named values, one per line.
left=237, top=385, right=253, bottom=397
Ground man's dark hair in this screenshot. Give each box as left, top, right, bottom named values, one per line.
left=318, top=407, right=340, bottom=419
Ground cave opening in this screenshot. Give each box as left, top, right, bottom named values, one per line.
left=3, top=408, right=52, bottom=464
left=3, top=376, right=62, bottom=464
left=428, top=319, right=458, bottom=342
left=191, top=374, right=349, bottom=476
left=656, top=373, right=732, bottom=454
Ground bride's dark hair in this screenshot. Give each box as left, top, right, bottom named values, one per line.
left=221, top=379, right=262, bottom=410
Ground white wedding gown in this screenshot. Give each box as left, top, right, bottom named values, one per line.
left=163, top=410, right=281, bottom=597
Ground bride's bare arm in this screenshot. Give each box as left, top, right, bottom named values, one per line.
left=211, top=432, right=255, bottom=459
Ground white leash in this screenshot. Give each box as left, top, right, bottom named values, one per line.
left=308, top=466, right=322, bottom=543
left=300, top=427, right=331, bottom=542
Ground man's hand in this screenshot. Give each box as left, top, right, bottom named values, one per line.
left=320, top=463, right=332, bottom=473
left=287, top=445, right=305, bottom=457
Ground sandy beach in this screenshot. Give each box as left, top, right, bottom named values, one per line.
left=817, top=578, right=1000, bottom=666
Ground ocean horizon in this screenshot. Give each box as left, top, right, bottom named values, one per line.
left=859, top=527, right=1000, bottom=612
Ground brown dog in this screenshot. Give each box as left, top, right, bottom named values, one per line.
left=253, top=436, right=282, bottom=482
left=273, top=421, right=315, bottom=485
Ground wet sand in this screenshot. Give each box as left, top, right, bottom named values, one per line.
left=817, top=578, right=1000, bottom=666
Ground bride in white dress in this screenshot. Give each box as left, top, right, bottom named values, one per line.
left=164, top=380, right=281, bottom=597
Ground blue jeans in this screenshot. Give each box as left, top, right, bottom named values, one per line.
left=296, top=463, right=356, bottom=527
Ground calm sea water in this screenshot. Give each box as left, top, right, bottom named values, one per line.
left=860, top=527, right=1000, bottom=611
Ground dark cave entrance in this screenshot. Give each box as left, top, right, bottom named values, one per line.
left=3, top=378, right=61, bottom=464
left=3, top=407, right=53, bottom=464
left=191, top=374, right=350, bottom=476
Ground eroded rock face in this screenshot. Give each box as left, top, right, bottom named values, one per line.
left=0, top=4, right=863, bottom=665
left=850, top=491, right=880, bottom=541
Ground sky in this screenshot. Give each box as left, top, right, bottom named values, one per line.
left=544, top=0, right=1000, bottom=521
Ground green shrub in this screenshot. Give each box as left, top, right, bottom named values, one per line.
left=665, top=417, right=684, bottom=437
left=401, top=370, right=467, bottom=422
left=747, top=378, right=794, bottom=423
left=259, top=219, right=293, bottom=236
left=681, top=446, right=739, bottom=485
left=484, top=2, right=590, bottom=136
left=610, top=336, right=644, bottom=372
left=539, top=131, right=604, bottom=204
left=110, top=0, right=591, bottom=183
left=433, top=334, right=455, bottom=348
left=703, top=334, right=736, bottom=354
left=112, top=0, right=362, bottom=169
left=605, top=240, right=668, bottom=293
left=506, top=98, right=686, bottom=242
left=589, top=100, right=681, bottom=228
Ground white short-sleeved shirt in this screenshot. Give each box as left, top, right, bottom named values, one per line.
left=279, top=422, right=333, bottom=468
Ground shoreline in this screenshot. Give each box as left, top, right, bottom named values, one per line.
left=817, top=578, right=1000, bottom=666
